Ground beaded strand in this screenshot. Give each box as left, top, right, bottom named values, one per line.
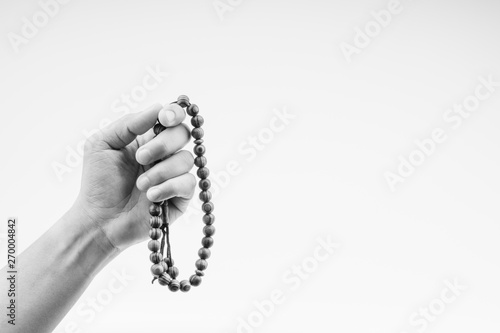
left=147, top=95, right=215, bottom=292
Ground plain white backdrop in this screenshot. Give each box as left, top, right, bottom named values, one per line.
left=1, top=0, right=500, bottom=332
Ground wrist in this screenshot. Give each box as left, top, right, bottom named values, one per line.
left=59, top=202, right=120, bottom=278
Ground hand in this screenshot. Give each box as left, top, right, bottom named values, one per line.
left=74, top=103, right=196, bottom=252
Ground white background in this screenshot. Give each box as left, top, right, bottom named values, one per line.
left=1, top=0, right=500, bottom=332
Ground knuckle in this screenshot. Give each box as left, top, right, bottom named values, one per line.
left=179, top=123, right=191, bottom=142
left=161, top=138, right=170, bottom=154
left=178, top=150, right=194, bottom=169
left=186, top=173, right=197, bottom=189
left=83, top=131, right=102, bottom=153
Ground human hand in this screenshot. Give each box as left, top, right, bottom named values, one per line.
left=73, top=103, right=196, bottom=252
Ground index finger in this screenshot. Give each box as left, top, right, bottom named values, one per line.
left=157, top=103, right=186, bottom=128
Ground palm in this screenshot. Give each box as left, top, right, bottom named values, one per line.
left=80, top=136, right=187, bottom=250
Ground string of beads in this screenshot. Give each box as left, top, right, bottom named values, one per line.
left=147, top=95, right=215, bottom=292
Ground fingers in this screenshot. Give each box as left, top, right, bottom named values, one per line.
left=135, top=123, right=191, bottom=165
left=158, top=103, right=186, bottom=128
left=136, top=150, right=194, bottom=191
left=146, top=173, right=196, bottom=202
left=100, top=103, right=163, bottom=149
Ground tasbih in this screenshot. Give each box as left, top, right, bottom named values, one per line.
left=147, top=95, right=215, bottom=292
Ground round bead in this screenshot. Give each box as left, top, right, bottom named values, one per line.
left=177, top=95, right=190, bottom=108
left=180, top=280, right=191, bottom=292
left=158, top=273, right=172, bottom=286
left=161, top=261, right=169, bottom=272
left=202, top=202, right=214, bottom=214
left=154, top=123, right=166, bottom=135
left=202, top=214, right=215, bottom=225
left=195, top=259, right=208, bottom=271
left=169, top=280, right=180, bottom=292
left=190, top=275, right=202, bottom=287
left=164, top=257, right=174, bottom=267
left=148, top=240, right=161, bottom=252
left=194, top=156, right=207, bottom=167
left=199, top=191, right=212, bottom=202
left=151, top=263, right=164, bottom=276
left=149, top=216, right=162, bottom=228
left=192, top=128, right=204, bottom=139
left=187, top=104, right=199, bottom=116
left=198, top=248, right=211, bottom=259
left=197, top=167, right=210, bottom=179
left=193, top=139, right=204, bottom=145
left=191, top=115, right=204, bottom=128
left=195, top=269, right=205, bottom=277
left=167, top=266, right=179, bottom=279
left=149, top=228, right=162, bottom=240
left=150, top=252, right=163, bottom=264
left=194, top=144, right=205, bottom=156
left=202, top=237, right=214, bottom=248
left=199, top=179, right=211, bottom=190
left=149, top=204, right=162, bottom=216
left=203, top=225, right=216, bottom=237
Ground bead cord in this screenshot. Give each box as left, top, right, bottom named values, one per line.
left=148, top=95, right=215, bottom=292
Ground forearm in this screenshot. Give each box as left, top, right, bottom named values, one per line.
left=1, top=205, right=119, bottom=333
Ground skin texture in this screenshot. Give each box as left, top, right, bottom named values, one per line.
left=0, top=103, right=196, bottom=333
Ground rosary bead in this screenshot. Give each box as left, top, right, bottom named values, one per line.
left=199, top=191, right=212, bottom=202
left=161, top=261, right=169, bottom=272
left=194, top=156, right=207, bottom=167
left=154, top=123, right=166, bottom=135
left=167, top=266, right=179, bottom=279
left=192, top=128, right=204, bottom=139
left=193, top=139, right=204, bottom=145
left=180, top=280, right=191, bottom=292
left=191, top=115, right=204, bottom=128
left=169, top=280, right=180, bottom=292
left=202, top=214, right=215, bottom=225
left=190, top=275, right=202, bottom=287
left=149, top=204, right=162, bottom=216
left=195, top=259, right=208, bottom=271
left=151, top=263, right=165, bottom=276
left=198, top=247, right=211, bottom=259
left=194, top=144, right=206, bottom=156
left=148, top=240, right=161, bottom=252
left=187, top=104, right=199, bottom=116
left=201, top=237, right=214, bottom=248
left=203, top=225, right=216, bottom=237
left=164, top=257, right=174, bottom=267
left=149, top=228, right=162, bottom=240
left=150, top=252, right=163, bottom=264
left=197, top=167, right=210, bottom=179
left=199, top=179, right=211, bottom=190
left=158, top=273, right=172, bottom=286
left=195, top=270, right=205, bottom=277
left=149, top=216, right=163, bottom=228
left=177, top=95, right=190, bottom=108
left=202, top=202, right=214, bottom=214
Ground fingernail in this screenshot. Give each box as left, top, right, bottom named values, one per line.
left=148, top=188, right=161, bottom=201
left=136, top=148, right=152, bottom=164
left=137, top=175, right=150, bottom=191
left=164, top=110, right=175, bottom=123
